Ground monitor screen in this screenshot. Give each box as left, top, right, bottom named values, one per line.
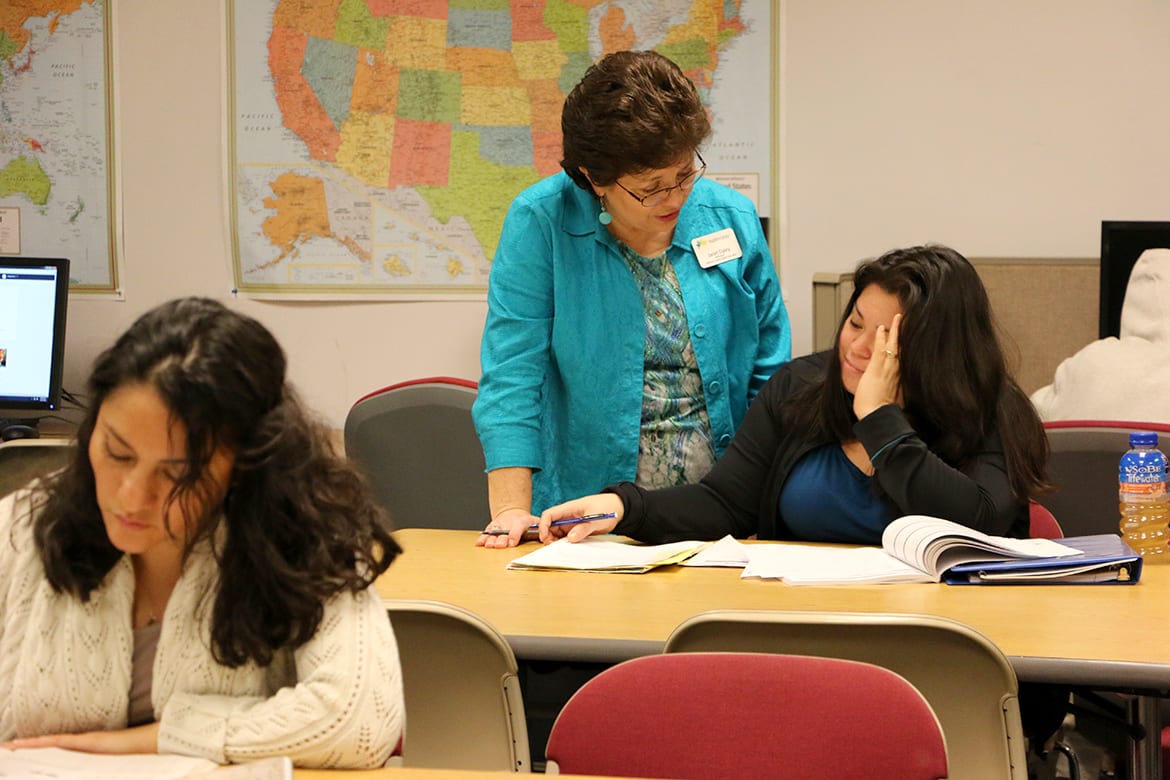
left=0, top=257, right=70, bottom=416
left=1099, top=221, right=1170, bottom=339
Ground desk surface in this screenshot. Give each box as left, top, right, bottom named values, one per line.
left=377, top=528, right=1170, bottom=690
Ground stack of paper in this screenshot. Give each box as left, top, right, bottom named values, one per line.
left=0, top=748, right=217, bottom=779
left=742, top=543, right=932, bottom=584
left=507, top=538, right=709, bottom=573
left=0, top=749, right=292, bottom=779
left=738, top=516, right=1134, bottom=586
left=679, top=535, right=751, bottom=567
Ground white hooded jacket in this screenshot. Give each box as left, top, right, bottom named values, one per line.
left=1031, top=248, right=1170, bottom=424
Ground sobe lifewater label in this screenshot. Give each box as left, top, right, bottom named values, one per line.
left=1120, top=453, right=1168, bottom=497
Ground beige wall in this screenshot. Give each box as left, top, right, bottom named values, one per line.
left=63, top=1, right=1170, bottom=428
left=776, top=0, right=1170, bottom=359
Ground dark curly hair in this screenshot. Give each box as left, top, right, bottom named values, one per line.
left=33, top=297, right=401, bottom=667
left=783, top=245, right=1050, bottom=503
left=561, top=50, right=711, bottom=192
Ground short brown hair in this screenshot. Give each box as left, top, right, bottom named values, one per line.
left=561, top=50, right=710, bottom=193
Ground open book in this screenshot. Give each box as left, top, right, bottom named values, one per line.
left=745, top=515, right=1142, bottom=585
left=886, top=515, right=1142, bottom=584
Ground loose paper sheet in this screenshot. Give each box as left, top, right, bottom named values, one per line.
left=507, top=538, right=708, bottom=573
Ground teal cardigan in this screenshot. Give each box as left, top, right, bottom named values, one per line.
left=474, top=172, right=791, bottom=513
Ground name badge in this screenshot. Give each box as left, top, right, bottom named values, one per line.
left=692, top=228, right=743, bottom=268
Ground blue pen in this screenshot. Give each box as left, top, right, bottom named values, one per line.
left=483, top=512, right=616, bottom=535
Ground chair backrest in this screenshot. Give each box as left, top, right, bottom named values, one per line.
left=664, top=610, right=1024, bottom=780
left=1028, top=501, right=1064, bottom=540
left=544, top=652, right=948, bottom=780
left=344, top=377, right=489, bottom=530
left=1038, top=420, right=1170, bottom=538
left=385, top=599, right=529, bottom=772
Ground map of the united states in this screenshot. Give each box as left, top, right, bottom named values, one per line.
left=232, top=0, right=750, bottom=293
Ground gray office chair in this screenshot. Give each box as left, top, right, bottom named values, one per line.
left=1035, top=420, right=1170, bottom=779
left=1037, top=420, right=1170, bottom=538
left=664, top=610, right=1027, bottom=780
left=344, top=377, right=489, bottom=530
left=386, top=599, right=530, bottom=772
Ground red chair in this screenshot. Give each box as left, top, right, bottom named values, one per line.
left=344, top=377, right=488, bottom=530
left=1028, top=501, right=1064, bottom=540
left=662, top=611, right=1023, bottom=780
left=544, top=652, right=948, bottom=780
left=1163, top=727, right=1170, bottom=779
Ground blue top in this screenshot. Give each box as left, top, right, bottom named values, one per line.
left=474, top=171, right=791, bottom=512
left=779, top=444, right=894, bottom=544
left=619, top=242, right=717, bottom=488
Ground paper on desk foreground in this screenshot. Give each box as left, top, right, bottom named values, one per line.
left=0, top=748, right=291, bottom=779
left=507, top=537, right=709, bottom=573
left=507, top=515, right=1118, bottom=585
left=718, top=515, right=1115, bottom=585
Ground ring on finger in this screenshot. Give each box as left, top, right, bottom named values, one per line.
left=885, top=349, right=898, bottom=358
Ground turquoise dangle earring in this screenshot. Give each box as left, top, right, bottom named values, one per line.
left=598, top=195, right=612, bottom=225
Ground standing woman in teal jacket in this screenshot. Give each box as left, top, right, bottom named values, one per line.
left=475, top=51, right=791, bottom=548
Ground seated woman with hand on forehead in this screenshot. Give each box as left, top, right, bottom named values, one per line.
left=0, top=298, right=403, bottom=768
left=538, top=244, right=1051, bottom=545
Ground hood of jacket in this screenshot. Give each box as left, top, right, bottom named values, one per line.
left=1120, top=248, right=1170, bottom=344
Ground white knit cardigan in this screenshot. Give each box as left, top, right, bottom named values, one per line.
left=0, top=488, right=404, bottom=768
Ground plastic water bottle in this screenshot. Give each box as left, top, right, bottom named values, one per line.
left=1119, top=431, right=1170, bottom=561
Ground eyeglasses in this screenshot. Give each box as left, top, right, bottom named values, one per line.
left=613, top=153, right=707, bottom=208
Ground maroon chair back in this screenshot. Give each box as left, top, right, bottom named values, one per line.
left=545, top=652, right=948, bottom=780
left=1028, top=501, right=1064, bottom=540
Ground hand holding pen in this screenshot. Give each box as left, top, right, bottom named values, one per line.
left=483, top=513, right=616, bottom=537
left=538, top=494, right=625, bottom=543
left=479, top=494, right=623, bottom=546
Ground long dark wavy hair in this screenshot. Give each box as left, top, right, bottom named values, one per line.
left=783, top=245, right=1050, bottom=502
left=33, top=297, right=401, bottom=667
left=561, top=50, right=711, bottom=191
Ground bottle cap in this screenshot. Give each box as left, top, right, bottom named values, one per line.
left=1130, top=431, right=1159, bottom=447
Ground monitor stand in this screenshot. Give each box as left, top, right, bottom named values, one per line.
left=0, top=417, right=41, bottom=442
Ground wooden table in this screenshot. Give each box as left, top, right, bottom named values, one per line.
left=378, top=528, right=1170, bottom=691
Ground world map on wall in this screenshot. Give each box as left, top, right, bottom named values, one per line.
left=230, top=0, right=769, bottom=295
left=0, top=0, right=115, bottom=291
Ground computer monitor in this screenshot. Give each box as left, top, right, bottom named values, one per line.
left=0, top=257, right=70, bottom=438
left=1099, top=221, right=1170, bottom=339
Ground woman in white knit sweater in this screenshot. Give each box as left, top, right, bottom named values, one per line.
left=0, top=298, right=404, bottom=768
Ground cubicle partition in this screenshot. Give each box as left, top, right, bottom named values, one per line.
left=812, top=257, right=1098, bottom=395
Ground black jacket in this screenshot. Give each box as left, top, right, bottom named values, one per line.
left=611, top=351, right=1029, bottom=544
